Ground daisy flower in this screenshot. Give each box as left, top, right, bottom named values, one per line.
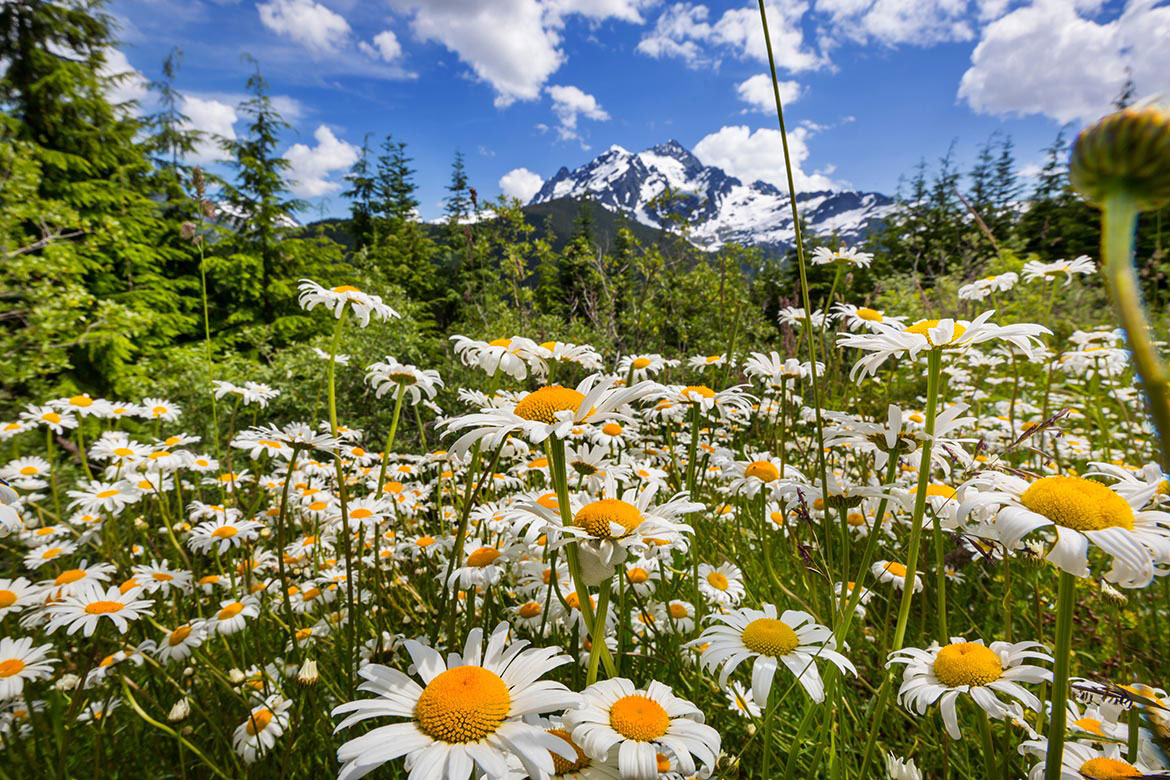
left=1021, top=255, right=1096, bottom=285
left=1019, top=738, right=1157, bottom=779
left=537, top=341, right=605, bottom=371
left=141, top=398, right=181, bottom=422
left=41, top=560, right=116, bottom=597
left=696, top=563, right=744, bottom=606
left=0, top=637, right=56, bottom=699
left=24, top=541, right=78, bottom=569
left=838, top=311, right=1050, bottom=380
left=564, top=678, right=720, bottom=780
left=233, top=695, right=292, bottom=764
left=959, top=472, right=1170, bottom=588
left=811, top=244, right=873, bottom=269
left=442, top=376, right=659, bottom=458
left=45, top=584, right=153, bottom=637
left=365, top=357, right=443, bottom=404
left=297, top=279, right=399, bottom=326
left=0, top=578, right=40, bottom=616
left=187, top=518, right=264, bottom=555
left=724, top=681, right=762, bottom=719
left=450, top=335, right=545, bottom=380
left=155, top=622, right=207, bottom=663
left=331, top=622, right=581, bottom=780
left=211, top=597, right=261, bottom=635
left=887, top=638, right=1052, bottom=740
left=686, top=354, right=727, bottom=370
left=831, top=303, right=907, bottom=332
left=872, top=560, right=923, bottom=592
left=66, top=480, right=139, bottom=516
left=691, top=605, right=856, bottom=705
left=19, top=404, right=77, bottom=434
left=617, top=354, right=668, bottom=381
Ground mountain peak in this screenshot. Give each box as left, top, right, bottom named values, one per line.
left=528, top=140, right=894, bottom=252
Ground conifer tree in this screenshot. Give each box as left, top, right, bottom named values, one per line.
left=342, top=134, right=377, bottom=250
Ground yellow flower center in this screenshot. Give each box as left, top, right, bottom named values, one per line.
left=627, top=567, right=649, bottom=584
left=112, top=447, right=134, bottom=457
left=706, top=571, right=729, bottom=590
left=537, top=492, right=559, bottom=509
left=682, top=385, right=715, bottom=401
left=42, top=412, right=62, bottom=424
left=847, top=511, right=866, bottom=526
left=414, top=666, right=510, bottom=743
left=488, top=337, right=512, bottom=347
left=933, top=642, right=1003, bottom=687
left=632, top=357, right=651, bottom=369
left=547, top=727, right=590, bottom=773
left=744, top=460, right=780, bottom=483
left=514, top=385, right=586, bottom=424
left=883, top=562, right=908, bottom=577
left=741, top=617, right=799, bottom=657
left=856, top=307, right=882, bottom=322
left=19, top=466, right=37, bottom=476
left=574, top=499, right=642, bottom=538
left=41, top=547, right=63, bottom=559
left=705, top=355, right=721, bottom=363
left=609, top=695, right=670, bottom=741
left=906, top=319, right=967, bottom=347
left=245, top=709, right=274, bottom=736
left=657, top=753, right=672, bottom=772
left=1073, top=717, right=1106, bottom=736
left=466, top=547, right=501, bottom=567
left=211, top=526, right=239, bottom=539
left=217, top=602, right=245, bottom=620
left=668, top=604, right=688, bottom=619
left=518, top=602, right=542, bottom=619
left=95, top=489, right=119, bottom=499
left=1079, top=757, right=1141, bottom=779
left=54, top=569, right=87, bottom=586
left=168, top=626, right=193, bottom=646
left=349, top=508, right=373, bottom=519
left=925, top=484, right=956, bottom=499
left=85, top=601, right=125, bottom=615
left=151, top=406, right=167, bottom=416
left=602, top=422, right=623, bottom=436
left=70, top=395, right=93, bottom=407
left=0, top=591, right=16, bottom=608
left=0, top=659, right=26, bottom=677
left=332, top=285, right=361, bottom=294
left=415, top=536, right=435, bottom=548
left=1021, top=476, right=1135, bottom=532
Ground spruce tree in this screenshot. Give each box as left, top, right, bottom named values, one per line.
left=342, top=134, right=377, bottom=250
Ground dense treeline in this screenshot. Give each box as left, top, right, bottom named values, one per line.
left=3, top=0, right=1165, bottom=425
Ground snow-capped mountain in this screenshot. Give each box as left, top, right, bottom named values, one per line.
left=529, top=140, right=894, bottom=253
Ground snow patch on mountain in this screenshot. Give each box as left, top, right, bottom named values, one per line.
left=529, top=140, right=894, bottom=253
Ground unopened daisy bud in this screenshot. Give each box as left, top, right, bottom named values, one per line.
left=228, top=668, right=245, bottom=684
left=1070, top=105, right=1170, bottom=212
left=296, top=658, right=319, bottom=686
left=55, top=673, right=80, bottom=691
left=183, top=666, right=194, bottom=677
left=167, top=697, right=191, bottom=722
left=1019, top=539, right=1047, bottom=568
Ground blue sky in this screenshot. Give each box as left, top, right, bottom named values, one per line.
left=107, top=0, right=1167, bottom=221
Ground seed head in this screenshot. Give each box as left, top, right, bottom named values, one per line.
left=1070, top=105, right=1170, bottom=211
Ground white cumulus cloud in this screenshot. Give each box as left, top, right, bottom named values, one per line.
left=101, top=49, right=150, bottom=110
left=816, top=0, right=977, bottom=46
left=736, top=74, right=803, bottom=113
left=499, top=167, right=545, bottom=201
left=180, top=95, right=238, bottom=163
left=637, top=2, right=824, bottom=73
left=546, top=84, right=610, bottom=144
left=258, top=0, right=352, bottom=54
left=956, top=0, right=1170, bottom=123
left=388, top=0, right=647, bottom=107
left=693, top=124, right=835, bottom=192
left=358, top=30, right=403, bottom=62
left=284, top=125, right=360, bottom=197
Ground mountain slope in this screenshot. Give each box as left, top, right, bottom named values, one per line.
left=530, top=140, right=894, bottom=253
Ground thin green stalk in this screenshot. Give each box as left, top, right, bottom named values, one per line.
left=585, top=577, right=612, bottom=685
left=1043, top=570, right=1077, bottom=780
left=374, top=384, right=407, bottom=494
left=1101, top=189, right=1170, bottom=470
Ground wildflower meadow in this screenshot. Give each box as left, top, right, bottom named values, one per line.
left=4, top=2, right=1170, bottom=779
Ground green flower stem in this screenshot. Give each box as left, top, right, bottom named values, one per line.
left=1101, top=189, right=1170, bottom=471
left=546, top=437, right=616, bottom=678
left=275, top=444, right=303, bottom=653
left=374, top=383, right=407, bottom=495
left=978, top=709, right=999, bottom=780
left=324, top=308, right=356, bottom=696
left=1044, top=570, right=1077, bottom=780
left=835, top=453, right=901, bottom=641
left=892, top=348, right=943, bottom=651
left=585, top=577, right=611, bottom=685
left=197, top=237, right=221, bottom=462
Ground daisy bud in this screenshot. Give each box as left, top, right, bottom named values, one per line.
left=296, top=658, right=319, bottom=686
left=1070, top=105, right=1170, bottom=211
left=168, top=697, right=191, bottom=722
left=55, top=673, right=80, bottom=691
left=228, top=668, right=245, bottom=684
left=183, top=667, right=195, bottom=677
